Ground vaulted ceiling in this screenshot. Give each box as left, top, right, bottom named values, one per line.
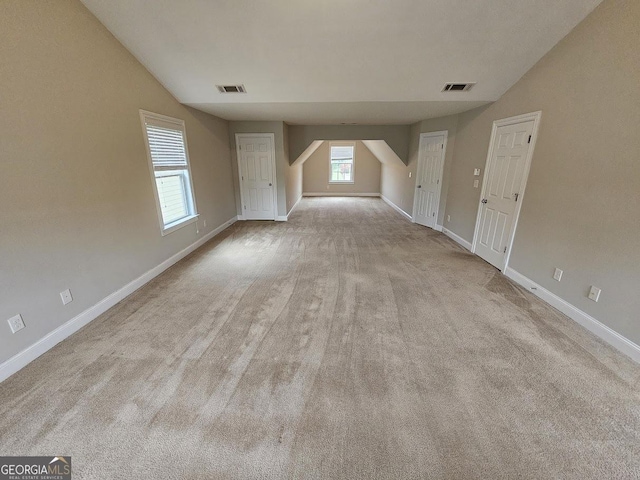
left=81, top=0, right=602, bottom=124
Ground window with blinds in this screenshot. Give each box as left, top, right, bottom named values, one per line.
left=329, top=143, right=355, bottom=183
left=140, top=111, right=197, bottom=235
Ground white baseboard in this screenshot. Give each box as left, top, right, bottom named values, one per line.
left=442, top=227, right=472, bottom=251
left=278, top=194, right=303, bottom=222
left=275, top=195, right=303, bottom=222
left=434, top=224, right=443, bottom=232
left=380, top=194, right=412, bottom=220
left=504, top=267, right=640, bottom=364
left=303, top=192, right=380, bottom=197
left=237, top=213, right=290, bottom=222
left=0, top=216, right=238, bottom=383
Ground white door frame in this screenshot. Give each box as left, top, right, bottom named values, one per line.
left=412, top=130, right=448, bottom=230
left=471, top=111, right=542, bottom=271
left=235, top=133, right=278, bottom=221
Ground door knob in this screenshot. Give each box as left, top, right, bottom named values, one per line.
left=481, top=198, right=488, bottom=204
left=417, top=185, right=422, bottom=188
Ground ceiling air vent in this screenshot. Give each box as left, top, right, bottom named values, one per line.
left=442, top=83, right=475, bottom=92
left=216, top=84, right=246, bottom=93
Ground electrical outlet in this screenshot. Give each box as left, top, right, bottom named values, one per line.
left=553, top=268, right=563, bottom=281
left=409, top=172, right=412, bottom=178
left=447, top=215, right=451, bottom=222
left=203, top=220, right=207, bottom=228
left=8, top=314, right=25, bottom=333
left=473, top=179, right=479, bottom=188
left=60, top=289, right=73, bottom=305
left=588, top=286, right=601, bottom=302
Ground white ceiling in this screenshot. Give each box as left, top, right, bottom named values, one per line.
left=81, top=0, right=602, bottom=125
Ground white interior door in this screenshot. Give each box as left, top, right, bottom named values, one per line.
left=237, top=134, right=276, bottom=220
left=413, top=132, right=446, bottom=228
left=473, top=117, right=537, bottom=270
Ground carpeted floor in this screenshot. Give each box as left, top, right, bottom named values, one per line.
left=1, top=197, right=639, bottom=479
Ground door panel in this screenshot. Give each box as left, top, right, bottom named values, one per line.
left=475, top=121, right=534, bottom=270
left=414, top=134, right=445, bottom=228
left=238, top=136, right=275, bottom=220
left=249, top=189, right=259, bottom=211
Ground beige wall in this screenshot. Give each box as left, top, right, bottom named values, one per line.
left=381, top=115, right=459, bottom=222
left=283, top=123, right=303, bottom=213
left=0, top=0, right=237, bottom=365
left=286, top=163, right=303, bottom=213
left=289, top=125, right=411, bottom=164
left=441, top=0, right=640, bottom=343
left=303, top=141, right=381, bottom=194
left=228, top=121, right=290, bottom=217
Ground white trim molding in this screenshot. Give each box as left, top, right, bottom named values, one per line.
left=303, top=192, right=380, bottom=197
left=0, top=216, right=238, bottom=383
left=504, top=267, right=640, bottom=364
left=442, top=227, right=472, bottom=251
left=380, top=194, right=412, bottom=220
left=273, top=194, right=304, bottom=222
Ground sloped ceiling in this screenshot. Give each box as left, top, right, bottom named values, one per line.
left=292, top=141, right=324, bottom=166
left=292, top=140, right=405, bottom=168
left=361, top=141, right=405, bottom=167
left=81, top=0, right=603, bottom=124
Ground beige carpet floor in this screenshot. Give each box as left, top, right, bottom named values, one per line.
left=1, top=197, right=639, bottom=479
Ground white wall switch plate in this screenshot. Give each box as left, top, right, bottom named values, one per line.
left=408, top=172, right=412, bottom=178
left=60, top=289, right=73, bottom=305
left=447, top=215, right=451, bottom=222
left=473, top=179, right=479, bottom=188
left=588, top=286, right=601, bottom=302
left=8, top=314, right=25, bottom=333
left=553, top=268, right=563, bottom=281
left=474, top=168, right=481, bottom=176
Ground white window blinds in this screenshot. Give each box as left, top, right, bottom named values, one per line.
left=146, top=125, right=188, bottom=167
left=140, top=111, right=197, bottom=235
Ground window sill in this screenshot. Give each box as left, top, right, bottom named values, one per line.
left=328, top=182, right=355, bottom=185
left=161, top=214, right=199, bottom=236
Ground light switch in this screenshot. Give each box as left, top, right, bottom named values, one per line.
left=409, top=172, right=412, bottom=178
left=588, top=286, right=601, bottom=302
left=474, top=168, right=481, bottom=176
